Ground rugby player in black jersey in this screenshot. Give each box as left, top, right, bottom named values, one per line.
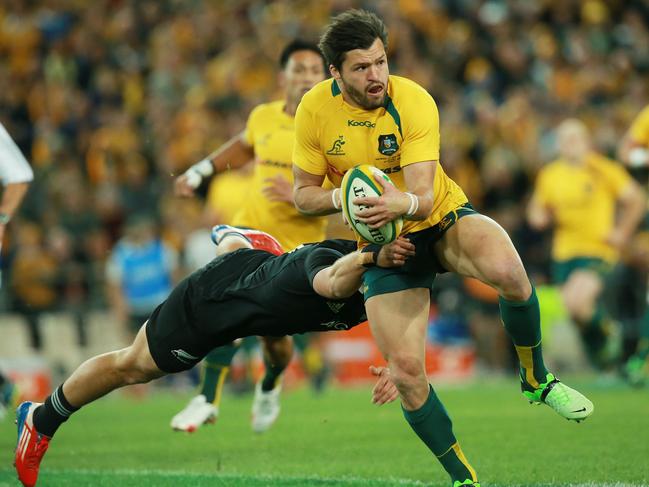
left=14, top=228, right=414, bottom=487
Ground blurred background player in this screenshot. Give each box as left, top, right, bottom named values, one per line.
left=171, top=39, right=330, bottom=433
left=0, top=122, right=34, bottom=420
left=618, top=104, right=649, bottom=384
left=528, top=119, right=645, bottom=368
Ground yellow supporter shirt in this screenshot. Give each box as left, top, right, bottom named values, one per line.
left=230, top=100, right=327, bottom=251
left=533, top=152, right=633, bottom=263
left=293, top=76, right=467, bottom=238
left=629, top=104, right=649, bottom=146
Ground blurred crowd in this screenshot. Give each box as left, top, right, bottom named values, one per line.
left=0, top=0, right=648, bottom=362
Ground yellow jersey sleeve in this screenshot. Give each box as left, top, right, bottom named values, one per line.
left=629, top=104, right=649, bottom=145
left=532, top=166, right=553, bottom=207
left=398, top=85, right=440, bottom=167
left=243, top=105, right=263, bottom=146
left=293, top=101, right=328, bottom=176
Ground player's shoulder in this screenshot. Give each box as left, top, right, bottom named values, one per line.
left=311, top=239, right=357, bottom=255
left=300, top=79, right=339, bottom=114
left=286, top=239, right=356, bottom=257
left=248, top=100, right=284, bottom=121
left=389, top=75, right=435, bottom=105
left=587, top=152, right=627, bottom=174
left=538, top=158, right=566, bottom=175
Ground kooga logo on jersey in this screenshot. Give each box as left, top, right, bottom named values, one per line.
left=348, top=119, right=376, bottom=128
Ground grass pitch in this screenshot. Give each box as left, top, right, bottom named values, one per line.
left=1, top=378, right=647, bottom=486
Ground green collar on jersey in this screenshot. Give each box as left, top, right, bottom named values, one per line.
left=330, top=79, right=403, bottom=138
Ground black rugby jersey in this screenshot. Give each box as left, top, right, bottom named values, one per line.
left=189, top=239, right=367, bottom=342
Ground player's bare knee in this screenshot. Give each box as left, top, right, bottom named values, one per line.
left=389, top=355, right=426, bottom=391
left=490, top=264, right=531, bottom=301
left=563, top=285, right=596, bottom=323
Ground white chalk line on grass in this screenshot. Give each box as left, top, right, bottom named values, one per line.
left=8, top=468, right=427, bottom=486
left=26, top=469, right=649, bottom=487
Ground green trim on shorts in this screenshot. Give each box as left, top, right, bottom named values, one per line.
left=551, top=257, right=612, bottom=285
left=362, top=203, right=477, bottom=300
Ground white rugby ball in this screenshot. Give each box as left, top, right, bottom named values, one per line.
left=340, top=165, right=403, bottom=245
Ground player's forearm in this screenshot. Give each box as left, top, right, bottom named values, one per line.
left=204, top=135, right=254, bottom=173
left=527, top=202, right=552, bottom=231
left=0, top=182, right=30, bottom=220
left=619, top=138, right=649, bottom=168
left=325, top=251, right=369, bottom=299
left=294, top=185, right=341, bottom=216
left=402, top=161, right=436, bottom=220
left=182, top=135, right=253, bottom=188
left=617, top=186, right=647, bottom=241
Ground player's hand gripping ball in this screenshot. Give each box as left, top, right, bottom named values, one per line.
left=340, top=165, right=403, bottom=245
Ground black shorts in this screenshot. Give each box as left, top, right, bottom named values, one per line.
left=145, top=250, right=265, bottom=373
left=145, top=278, right=212, bottom=373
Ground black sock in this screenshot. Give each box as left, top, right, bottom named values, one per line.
left=33, top=384, right=80, bottom=438
left=261, top=362, right=285, bottom=392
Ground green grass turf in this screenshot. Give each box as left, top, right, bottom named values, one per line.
left=1, top=378, right=648, bottom=486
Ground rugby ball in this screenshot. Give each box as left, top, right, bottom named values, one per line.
left=340, top=165, right=403, bottom=245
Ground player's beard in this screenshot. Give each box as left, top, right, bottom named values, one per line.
left=342, top=78, right=386, bottom=110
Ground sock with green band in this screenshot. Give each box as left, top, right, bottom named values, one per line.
left=499, top=285, right=549, bottom=390
left=402, top=385, right=478, bottom=483
left=580, top=306, right=608, bottom=357
left=200, top=344, right=239, bottom=404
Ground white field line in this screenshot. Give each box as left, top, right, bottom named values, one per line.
left=14, top=469, right=647, bottom=487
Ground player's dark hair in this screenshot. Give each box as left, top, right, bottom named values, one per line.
left=279, top=39, right=326, bottom=72
left=318, top=9, right=388, bottom=71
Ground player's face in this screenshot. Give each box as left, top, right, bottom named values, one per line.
left=283, top=50, right=327, bottom=105
left=333, top=37, right=389, bottom=110
left=557, top=120, right=590, bottom=162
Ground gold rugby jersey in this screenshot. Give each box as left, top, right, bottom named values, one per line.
left=231, top=100, right=327, bottom=251
left=532, top=152, right=633, bottom=263
left=629, top=104, right=649, bottom=148
left=293, top=75, right=467, bottom=236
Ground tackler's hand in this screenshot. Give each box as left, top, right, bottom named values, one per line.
left=370, top=365, right=399, bottom=405
left=376, top=237, right=415, bottom=267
